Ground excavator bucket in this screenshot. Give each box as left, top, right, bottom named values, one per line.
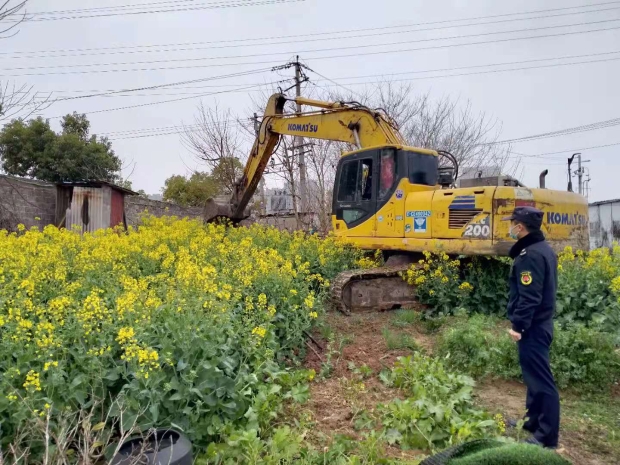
left=203, top=198, right=236, bottom=224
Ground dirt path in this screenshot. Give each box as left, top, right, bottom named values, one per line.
left=303, top=311, right=617, bottom=465
left=475, top=380, right=608, bottom=465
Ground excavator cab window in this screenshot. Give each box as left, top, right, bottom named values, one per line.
left=361, top=159, right=373, bottom=200
left=333, top=152, right=378, bottom=228
left=407, top=151, right=439, bottom=186
left=337, top=160, right=360, bottom=202
left=379, top=149, right=396, bottom=200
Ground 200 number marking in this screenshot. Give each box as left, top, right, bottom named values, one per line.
left=464, top=224, right=490, bottom=237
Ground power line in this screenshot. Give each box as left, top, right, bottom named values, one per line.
left=6, top=0, right=304, bottom=22
left=493, top=117, right=620, bottom=145
left=27, top=49, right=620, bottom=95
left=4, top=1, right=618, bottom=55
left=6, top=17, right=620, bottom=73
left=4, top=22, right=620, bottom=78
left=104, top=106, right=620, bottom=144
left=307, top=50, right=620, bottom=85
left=515, top=141, right=620, bottom=157
left=37, top=53, right=619, bottom=126
left=19, top=0, right=230, bottom=16
left=47, top=68, right=276, bottom=103
left=5, top=6, right=620, bottom=60
left=45, top=82, right=276, bottom=119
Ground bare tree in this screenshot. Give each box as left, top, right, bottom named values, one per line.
left=0, top=0, right=27, bottom=38
left=0, top=2, right=52, bottom=123
left=181, top=101, right=245, bottom=194
left=325, top=81, right=516, bottom=177
left=305, top=139, right=340, bottom=233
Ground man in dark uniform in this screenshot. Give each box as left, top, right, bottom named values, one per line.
left=503, top=206, right=560, bottom=449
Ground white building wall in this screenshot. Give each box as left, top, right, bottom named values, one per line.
left=588, top=200, right=620, bottom=249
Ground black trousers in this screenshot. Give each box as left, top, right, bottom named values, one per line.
left=518, top=323, right=560, bottom=447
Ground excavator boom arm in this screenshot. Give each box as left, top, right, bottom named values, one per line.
left=206, top=93, right=406, bottom=221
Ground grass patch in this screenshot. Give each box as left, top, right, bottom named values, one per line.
left=391, top=309, right=420, bottom=327
left=561, top=393, right=620, bottom=459
left=382, top=327, right=419, bottom=351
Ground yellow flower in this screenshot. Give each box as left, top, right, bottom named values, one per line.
left=43, top=361, right=59, bottom=371
left=459, top=282, right=473, bottom=291
left=494, top=413, right=506, bottom=434
left=252, top=326, right=267, bottom=338
left=309, top=311, right=318, bottom=319
left=116, top=327, right=136, bottom=345
left=23, top=370, right=42, bottom=392
left=429, top=290, right=435, bottom=296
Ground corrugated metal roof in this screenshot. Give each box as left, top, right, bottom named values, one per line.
left=589, top=199, right=620, bottom=207
left=56, top=180, right=137, bottom=196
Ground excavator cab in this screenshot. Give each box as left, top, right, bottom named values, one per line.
left=332, top=145, right=445, bottom=237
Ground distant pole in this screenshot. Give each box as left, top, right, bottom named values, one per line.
left=576, top=153, right=583, bottom=195
left=259, top=178, right=266, bottom=216
left=294, top=56, right=307, bottom=214
left=253, top=112, right=260, bottom=135
left=567, top=154, right=576, bottom=192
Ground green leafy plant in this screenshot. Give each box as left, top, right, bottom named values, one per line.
left=437, top=315, right=520, bottom=380
left=555, top=246, right=620, bottom=337
left=437, top=315, right=620, bottom=391
left=461, top=257, right=511, bottom=316
left=379, top=354, right=499, bottom=450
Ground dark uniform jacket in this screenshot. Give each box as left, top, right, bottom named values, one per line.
left=507, top=230, right=558, bottom=334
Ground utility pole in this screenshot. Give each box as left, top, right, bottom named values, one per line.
left=259, top=178, right=267, bottom=216
left=572, top=152, right=590, bottom=195
left=567, top=153, right=576, bottom=192
left=576, top=153, right=583, bottom=195
left=294, top=56, right=307, bottom=214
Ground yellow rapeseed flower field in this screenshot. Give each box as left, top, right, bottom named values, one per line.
left=0, top=216, right=361, bottom=456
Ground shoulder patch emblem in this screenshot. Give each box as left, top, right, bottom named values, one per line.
left=520, top=271, right=532, bottom=286
left=520, top=249, right=527, bottom=256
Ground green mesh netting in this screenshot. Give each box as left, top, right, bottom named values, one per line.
left=450, top=443, right=570, bottom=465
left=419, top=439, right=571, bottom=465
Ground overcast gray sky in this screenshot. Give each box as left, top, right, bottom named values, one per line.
left=2, top=0, right=620, bottom=201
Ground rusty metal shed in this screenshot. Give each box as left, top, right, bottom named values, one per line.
left=55, top=181, right=137, bottom=232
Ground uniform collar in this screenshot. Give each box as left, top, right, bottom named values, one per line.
left=509, top=230, right=545, bottom=259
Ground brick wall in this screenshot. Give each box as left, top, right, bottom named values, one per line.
left=0, top=175, right=56, bottom=231
left=125, top=196, right=204, bottom=226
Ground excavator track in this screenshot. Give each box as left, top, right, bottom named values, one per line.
left=329, top=264, right=417, bottom=314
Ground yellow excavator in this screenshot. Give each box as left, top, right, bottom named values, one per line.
left=205, top=93, right=589, bottom=313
